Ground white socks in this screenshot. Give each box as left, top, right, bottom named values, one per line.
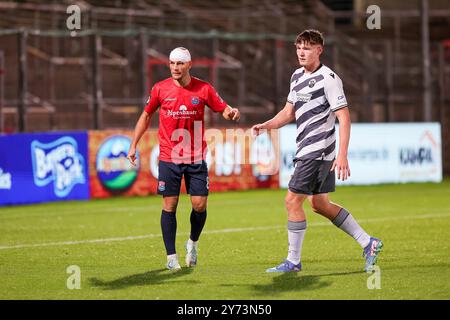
left=286, top=220, right=307, bottom=265
left=284, top=208, right=370, bottom=266
left=332, top=208, right=371, bottom=249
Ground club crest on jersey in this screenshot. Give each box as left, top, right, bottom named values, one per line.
left=191, top=97, right=200, bottom=105
left=308, top=79, right=316, bottom=88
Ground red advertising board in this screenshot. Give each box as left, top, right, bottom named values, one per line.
left=205, top=128, right=279, bottom=191
left=89, top=128, right=279, bottom=198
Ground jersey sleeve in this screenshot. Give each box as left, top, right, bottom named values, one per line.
left=287, top=70, right=301, bottom=104
left=206, top=84, right=228, bottom=112
left=287, top=85, right=295, bottom=104
left=144, top=85, right=160, bottom=114
left=324, top=73, right=348, bottom=111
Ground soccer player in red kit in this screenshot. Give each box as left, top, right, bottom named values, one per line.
left=127, top=47, right=240, bottom=270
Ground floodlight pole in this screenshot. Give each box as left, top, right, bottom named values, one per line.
left=18, top=29, right=28, bottom=132
left=91, top=33, right=103, bottom=130
left=139, top=29, right=149, bottom=109
left=421, top=0, right=432, bottom=122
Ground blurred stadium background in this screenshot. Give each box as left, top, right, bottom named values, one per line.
left=1, top=0, right=450, bottom=300
left=0, top=0, right=449, bottom=176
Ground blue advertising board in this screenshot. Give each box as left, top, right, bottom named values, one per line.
left=0, top=132, right=89, bottom=206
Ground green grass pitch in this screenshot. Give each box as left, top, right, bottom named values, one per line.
left=1, top=180, right=449, bottom=300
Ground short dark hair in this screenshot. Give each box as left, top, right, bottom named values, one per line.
left=295, top=29, right=324, bottom=47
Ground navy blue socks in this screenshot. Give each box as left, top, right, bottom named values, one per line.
left=161, top=210, right=177, bottom=255
left=190, top=209, right=207, bottom=242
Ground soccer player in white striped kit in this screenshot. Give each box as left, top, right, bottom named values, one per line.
left=252, top=30, right=383, bottom=272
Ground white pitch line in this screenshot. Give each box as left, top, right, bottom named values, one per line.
left=0, top=212, right=449, bottom=250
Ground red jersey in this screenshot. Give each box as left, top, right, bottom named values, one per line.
left=144, top=77, right=227, bottom=163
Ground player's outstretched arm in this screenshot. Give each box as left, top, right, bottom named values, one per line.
left=222, top=105, right=241, bottom=122
left=251, top=102, right=294, bottom=136
left=127, top=110, right=152, bottom=166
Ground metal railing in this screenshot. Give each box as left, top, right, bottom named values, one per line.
left=0, top=27, right=449, bottom=132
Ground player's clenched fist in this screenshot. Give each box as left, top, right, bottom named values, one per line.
left=229, top=108, right=240, bottom=121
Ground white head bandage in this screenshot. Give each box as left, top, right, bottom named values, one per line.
left=169, top=47, right=191, bottom=62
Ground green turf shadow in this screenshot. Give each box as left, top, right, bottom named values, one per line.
left=221, top=270, right=363, bottom=297
left=89, top=268, right=195, bottom=290
left=254, top=274, right=329, bottom=295
left=255, top=270, right=364, bottom=296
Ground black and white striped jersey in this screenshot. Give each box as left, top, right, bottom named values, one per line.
left=287, top=64, right=348, bottom=161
